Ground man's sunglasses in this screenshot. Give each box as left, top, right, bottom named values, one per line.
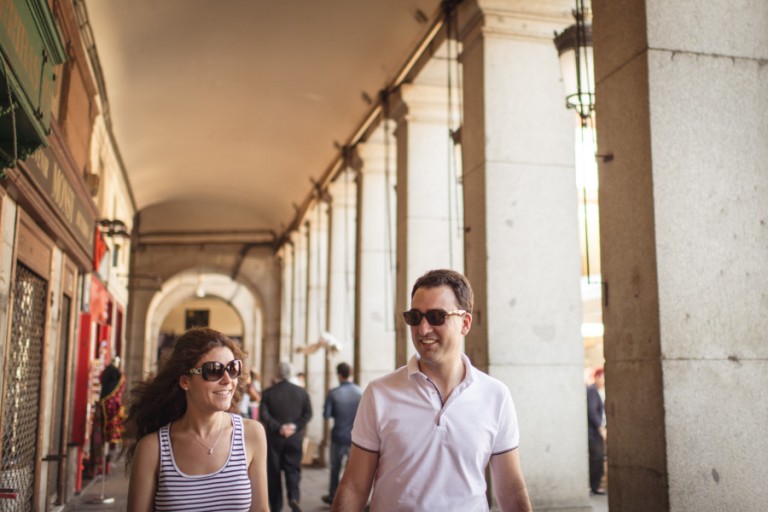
left=187, top=359, right=242, bottom=381
left=402, top=309, right=466, bottom=327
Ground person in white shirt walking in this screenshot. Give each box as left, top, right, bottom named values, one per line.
left=331, top=269, right=531, bottom=512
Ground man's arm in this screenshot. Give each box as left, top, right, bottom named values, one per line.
left=489, top=448, right=532, bottom=512
left=258, top=392, right=280, bottom=434
left=330, top=444, right=378, bottom=511
left=295, top=389, right=313, bottom=431
left=323, top=390, right=333, bottom=420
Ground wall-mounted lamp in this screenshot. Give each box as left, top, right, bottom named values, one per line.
left=554, top=0, right=594, bottom=125
left=97, top=218, right=130, bottom=238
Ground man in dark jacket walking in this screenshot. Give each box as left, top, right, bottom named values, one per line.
left=260, top=362, right=313, bottom=512
left=322, top=362, right=362, bottom=505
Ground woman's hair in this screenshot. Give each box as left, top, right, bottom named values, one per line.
left=122, top=327, right=246, bottom=467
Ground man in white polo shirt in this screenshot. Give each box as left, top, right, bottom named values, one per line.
left=331, top=269, right=531, bottom=511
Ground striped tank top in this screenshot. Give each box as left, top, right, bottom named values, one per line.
left=155, top=413, right=252, bottom=511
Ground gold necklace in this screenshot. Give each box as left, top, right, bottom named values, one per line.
left=189, top=415, right=226, bottom=455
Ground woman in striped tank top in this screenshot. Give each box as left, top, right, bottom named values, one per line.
left=123, top=327, right=269, bottom=511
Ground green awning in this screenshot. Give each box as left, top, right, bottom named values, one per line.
left=0, top=0, right=66, bottom=168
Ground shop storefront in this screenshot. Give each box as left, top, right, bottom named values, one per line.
left=0, top=158, right=97, bottom=510
left=0, top=2, right=96, bottom=510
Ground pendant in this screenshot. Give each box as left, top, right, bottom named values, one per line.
left=208, top=448, right=213, bottom=455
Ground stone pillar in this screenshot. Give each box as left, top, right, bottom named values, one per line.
left=304, top=201, right=329, bottom=445
left=592, top=1, right=768, bottom=510
left=327, top=168, right=357, bottom=367
left=291, top=226, right=308, bottom=367
left=390, top=83, right=464, bottom=367
left=125, top=286, right=155, bottom=385
left=321, top=168, right=358, bottom=466
left=353, top=124, right=397, bottom=387
left=277, top=243, right=294, bottom=373
left=457, top=1, right=590, bottom=510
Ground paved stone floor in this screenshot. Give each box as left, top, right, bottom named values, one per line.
left=64, top=464, right=608, bottom=511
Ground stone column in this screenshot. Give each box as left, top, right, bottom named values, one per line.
left=457, top=1, right=590, bottom=510
left=321, top=167, right=358, bottom=466
left=390, top=83, right=464, bottom=367
left=327, top=168, right=357, bottom=367
left=277, top=243, right=293, bottom=372
left=593, top=1, right=768, bottom=510
left=353, top=124, right=397, bottom=387
left=125, top=286, right=155, bottom=385
left=304, top=201, right=329, bottom=445
left=291, top=226, right=308, bottom=367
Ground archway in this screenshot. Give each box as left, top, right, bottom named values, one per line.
left=143, top=268, right=264, bottom=374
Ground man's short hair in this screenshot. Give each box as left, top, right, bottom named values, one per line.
left=278, top=361, right=292, bottom=380
left=336, top=362, right=351, bottom=379
left=411, top=269, right=474, bottom=312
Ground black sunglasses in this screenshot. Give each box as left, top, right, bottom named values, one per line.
left=402, top=309, right=466, bottom=327
left=187, top=359, right=242, bottom=381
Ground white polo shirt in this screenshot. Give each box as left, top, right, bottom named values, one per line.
left=351, top=353, right=520, bottom=512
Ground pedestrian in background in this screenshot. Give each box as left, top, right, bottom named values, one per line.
left=587, top=367, right=607, bottom=495
left=260, top=362, right=313, bottom=512
left=322, top=362, right=362, bottom=505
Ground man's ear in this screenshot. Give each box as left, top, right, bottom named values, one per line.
left=461, top=312, right=473, bottom=336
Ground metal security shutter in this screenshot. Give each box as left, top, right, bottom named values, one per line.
left=0, top=263, right=47, bottom=511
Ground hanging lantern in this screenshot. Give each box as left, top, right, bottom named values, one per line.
left=554, top=0, right=594, bottom=123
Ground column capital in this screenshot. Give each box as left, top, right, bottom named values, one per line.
left=388, top=83, right=459, bottom=126
left=458, top=0, right=573, bottom=48
left=356, top=121, right=396, bottom=176
left=328, top=168, right=357, bottom=209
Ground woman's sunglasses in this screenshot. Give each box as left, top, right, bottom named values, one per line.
left=187, top=359, right=242, bottom=381
left=402, top=309, right=466, bottom=327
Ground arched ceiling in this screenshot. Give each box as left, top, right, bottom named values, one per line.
left=84, top=0, right=444, bottom=240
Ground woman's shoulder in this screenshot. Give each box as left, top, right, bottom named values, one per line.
left=131, top=430, right=161, bottom=473
left=135, top=429, right=161, bottom=453
left=241, top=417, right=267, bottom=461
left=241, top=417, right=265, bottom=436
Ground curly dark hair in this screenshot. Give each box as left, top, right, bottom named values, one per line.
left=122, top=327, right=245, bottom=467
left=410, top=269, right=474, bottom=312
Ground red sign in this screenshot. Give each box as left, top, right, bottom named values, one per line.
left=90, top=275, right=108, bottom=322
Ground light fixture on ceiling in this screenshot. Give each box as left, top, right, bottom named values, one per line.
left=554, top=0, right=594, bottom=126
